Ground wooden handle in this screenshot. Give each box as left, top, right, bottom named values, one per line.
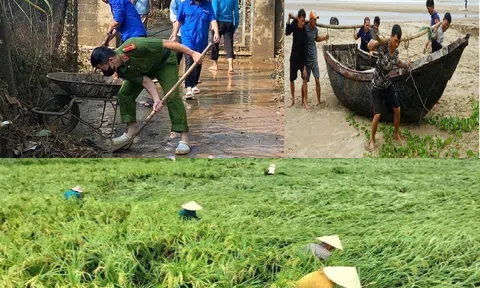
left=141, top=43, right=213, bottom=128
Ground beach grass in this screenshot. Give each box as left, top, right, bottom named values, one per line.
left=0, top=159, right=479, bottom=287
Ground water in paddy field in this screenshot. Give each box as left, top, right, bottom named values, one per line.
left=285, top=0, right=478, bottom=26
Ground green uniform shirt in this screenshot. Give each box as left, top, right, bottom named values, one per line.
left=115, top=37, right=170, bottom=85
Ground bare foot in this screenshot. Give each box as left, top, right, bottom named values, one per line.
left=304, top=103, right=311, bottom=110
left=289, top=100, right=295, bottom=108
left=208, top=65, right=218, bottom=71
left=368, top=140, right=375, bottom=152
left=228, top=70, right=235, bottom=75
left=395, top=134, right=405, bottom=145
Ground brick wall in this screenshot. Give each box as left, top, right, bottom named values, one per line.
left=78, top=0, right=112, bottom=47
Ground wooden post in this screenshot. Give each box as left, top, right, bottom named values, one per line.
left=0, top=1, right=18, bottom=98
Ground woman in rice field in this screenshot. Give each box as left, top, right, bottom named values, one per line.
left=297, top=266, right=361, bottom=288
left=308, top=235, right=344, bottom=260
left=178, top=201, right=202, bottom=220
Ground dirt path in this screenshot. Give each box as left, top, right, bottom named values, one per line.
left=72, top=60, right=283, bottom=158
left=285, top=18, right=479, bottom=158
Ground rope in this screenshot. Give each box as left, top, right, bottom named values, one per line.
left=406, top=67, right=430, bottom=125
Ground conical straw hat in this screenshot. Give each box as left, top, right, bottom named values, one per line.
left=323, top=267, right=361, bottom=288
left=71, top=186, right=83, bottom=193
left=181, top=201, right=202, bottom=211
left=316, top=235, right=343, bottom=250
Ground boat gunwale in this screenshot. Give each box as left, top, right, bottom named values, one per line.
left=323, top=34, right=470, bottom=82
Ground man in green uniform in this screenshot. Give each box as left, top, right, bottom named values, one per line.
left=91, top=37, right=202, bottom=154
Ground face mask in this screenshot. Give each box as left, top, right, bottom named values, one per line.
left=103, top=66, right=115, bottom=77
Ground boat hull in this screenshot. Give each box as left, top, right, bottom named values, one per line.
left=323, top=35, right=469, bottom=122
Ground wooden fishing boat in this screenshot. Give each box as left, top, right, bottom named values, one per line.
left=322, top=34, right=470, bottom=122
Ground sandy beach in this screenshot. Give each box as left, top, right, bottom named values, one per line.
left=284, top=15, right=479, bottom=158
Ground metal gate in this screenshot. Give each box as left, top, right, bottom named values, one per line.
left=216, top=0, right=254, bottom=56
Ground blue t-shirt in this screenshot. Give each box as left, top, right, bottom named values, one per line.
left=357, top=27, right=372, bottom=52
left=211, top=0, right=239, bottom=30
left=177, top=0, right=216, bottom=52
left=135, top=0, right=150, bottom=15
left=431, top=11, right=441, bottom=26
left=109, top=0, right=147, bottom=42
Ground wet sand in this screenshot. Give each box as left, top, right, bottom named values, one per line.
left=285, top=18, right=479, bottom=158
left=73, top=59, right=284, bottom=158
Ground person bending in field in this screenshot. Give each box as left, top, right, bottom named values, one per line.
left=430, top=12, right=452, bottom=53
left=297, top=266, right=361, bottom=288
left=286, top=9, right=308, bottom=109
left=91, top=37, right=203, bottom=154
left=367, top=24, right=411, bottom=152
left=354, top=17, right=372, bottom=53
left=305, top=10, right=329, bottom=106
left=308, top=235, right=343, bottom=260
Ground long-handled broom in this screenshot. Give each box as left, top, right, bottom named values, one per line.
left=111, top=44, right=213, bottom=152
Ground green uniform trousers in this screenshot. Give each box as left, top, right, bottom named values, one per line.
left=117, top=52, right=189, bottom=133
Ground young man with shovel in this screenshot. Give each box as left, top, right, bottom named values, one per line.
left=91, top=37, right=203, bottom=155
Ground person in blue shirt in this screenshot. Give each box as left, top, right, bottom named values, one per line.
left=171, top=0, right=220, bottom=100
left=101, top=0, right=147, bottom=47
left=170, top=0, right=186, bottom=65
left=132, top=0, right=153, bottom=31
left=354, top=17, right=372, bottom=52
left=426, top=0, right=441, bottom=26
left=424, top=0, right=441, bottom=53
left=208, top=0, right=239, bottom=74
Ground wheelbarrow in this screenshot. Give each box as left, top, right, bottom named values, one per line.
left=32, top=72, right=123, bottom=139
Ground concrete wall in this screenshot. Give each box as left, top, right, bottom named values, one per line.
left=78, top=0, right=112, bottom=46
left=78, top=0, right=283, bottom=58
left=274, top=0, right=284, bottom=55
left=251, top=0, right=275, bottom=60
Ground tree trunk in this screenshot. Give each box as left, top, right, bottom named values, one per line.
left=0, top=1, right=18, bottom=97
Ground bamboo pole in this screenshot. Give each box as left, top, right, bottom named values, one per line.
left=316, top=23, right=362, bottom=29
left=375, top=22, right=442, bottom=44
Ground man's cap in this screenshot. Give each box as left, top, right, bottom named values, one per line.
left=71, top=186, right=83, bottom=193
left=309, top=10, right=319, bottom=20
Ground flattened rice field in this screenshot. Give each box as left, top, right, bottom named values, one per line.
left=0, top=159, right=479, bottom=287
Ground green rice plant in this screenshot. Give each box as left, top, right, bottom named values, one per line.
left=0, top=159, right=479, bottom=287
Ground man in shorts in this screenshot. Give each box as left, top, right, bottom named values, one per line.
left=286, top=9, right=308, bottom=109
left=367, top=24, right=411, bottom=151
left=305, top=10, right=329, bottom=106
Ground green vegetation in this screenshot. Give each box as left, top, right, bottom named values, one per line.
left=425, top=101, right=479, bottom=133
left=1, top=159, right=479, bottom=287
left=346, top=105, right=479, bottom=158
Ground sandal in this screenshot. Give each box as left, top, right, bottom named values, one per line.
left=175, top=141, right=191, bottom=155
left=185, top=91, right=196, bottom=100
left=192, top=86, right=200, bottom=94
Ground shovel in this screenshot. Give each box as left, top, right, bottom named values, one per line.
left=111, top=44, right=213, bottom=152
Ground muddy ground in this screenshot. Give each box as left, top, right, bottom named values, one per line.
left=284, top=18, right=479, bottom=158
left=70, top=59, right=283, bottom=158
